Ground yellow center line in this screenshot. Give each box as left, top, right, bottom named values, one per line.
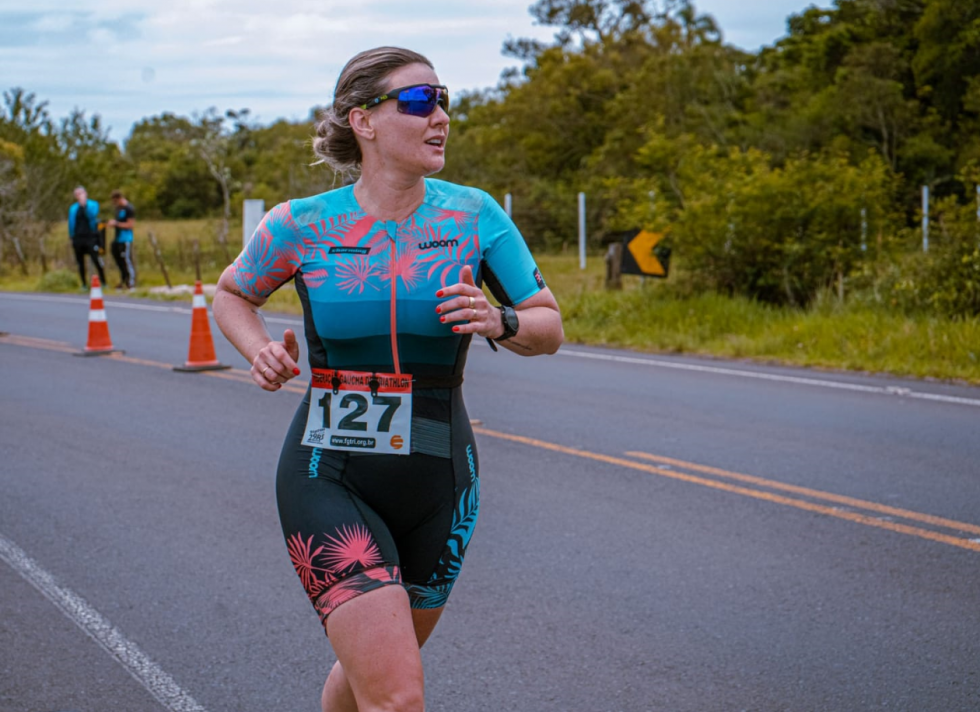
left=625, top=451, right=980, bottom=537
left=0, top=334, right=77, bottom=354
left=2, top=332, right=307, bottom=393
left=472, top=427, right=980, bottom=554
left=7, top=332, right=978, bottom=552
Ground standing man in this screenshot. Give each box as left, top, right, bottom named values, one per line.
left=68, top=186, right=106, bottom=289
left=108, top=189, right=136, bottom=289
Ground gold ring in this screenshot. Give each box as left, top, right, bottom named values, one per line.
left=469, top=296, right=476, bottom=309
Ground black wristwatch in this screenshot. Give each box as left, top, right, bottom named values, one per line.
left=495, top=305, right=519, bottom=341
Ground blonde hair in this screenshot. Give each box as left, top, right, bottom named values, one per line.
left=313, top=47, right=433, bottom=173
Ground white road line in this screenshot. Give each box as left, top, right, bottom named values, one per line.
left=557, top=348, right=980, bottom=408
left=4, top=293, right=976, bottom=406
left=0, top=533, right=207, bottom=712
left=0, top=293, right=186, bottom=313
left=0, top=293, right=304, bottom=325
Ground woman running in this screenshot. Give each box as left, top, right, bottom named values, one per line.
left=213, top=46, right=563, bottom=712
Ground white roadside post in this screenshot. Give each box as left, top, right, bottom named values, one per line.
left=504, top=193, right=512, bottom=218
left=578, top=191, right=586, bottom=270
left=861, top=207, right=867, bottom=252
left=922, top=185, right=929, bottom=253
left=243, top=199, right=266, bottom=247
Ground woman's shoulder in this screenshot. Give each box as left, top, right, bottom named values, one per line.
left=285, top=184, right=357, bottom=223
left=423, top=178, right=492, bottom=213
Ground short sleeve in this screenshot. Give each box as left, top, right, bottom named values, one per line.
left=478, top=192, right=546, bottom=306
left=230, top=202, right=305, bottom=299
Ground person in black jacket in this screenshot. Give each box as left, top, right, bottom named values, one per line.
left=68, top=186, right=106, bottom=288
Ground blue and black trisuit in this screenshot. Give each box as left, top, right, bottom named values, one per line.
left=227, top=178, right=546, bottom=631
left=68, top=200, right=106, bottom=288
left=111, top=201, right=136, bottom=288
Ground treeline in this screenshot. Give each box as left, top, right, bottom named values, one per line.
left=2, top=0, right=980, bottom=315
left=438, top=0, right=980, bottom=316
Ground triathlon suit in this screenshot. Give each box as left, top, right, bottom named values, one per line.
left=229, top=178, right=546, bottom=632
left=111, top=201, right=136, bottom=288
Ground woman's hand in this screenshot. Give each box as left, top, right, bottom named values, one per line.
left=435, top=265, right=502, bottom=339
left=252, top=328, right=301, bottom=391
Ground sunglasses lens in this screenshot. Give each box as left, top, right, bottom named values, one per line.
left=397, top=86, right=448, bottom=117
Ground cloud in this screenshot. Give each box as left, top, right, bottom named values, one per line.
left=0, top=0, right=658, bottom=138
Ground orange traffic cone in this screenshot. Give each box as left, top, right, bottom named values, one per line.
left=174, top=281, right=231, bottom=372
left=74, top=275, right=124, bottom=357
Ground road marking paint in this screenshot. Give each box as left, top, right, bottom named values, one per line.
left=0, top=533, right=208, bottom=712
left=0, top=293, right=187, bottom=312
left=5, top=293, right=977, bottom=405
left=0, top=335, right=309, bottom=392
left=556, top=348, right=980, bottom=408
left=473, top=427, right=980, bottom=554
left=5, top=329, right=976, bottom=550
left=0, top=293, right=304, bottom=326
left=0, top=334, right=76, bottom=353
left=625, top=451, right=980, bottom=536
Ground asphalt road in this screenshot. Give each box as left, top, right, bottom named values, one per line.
left=1, top=291, right=979, bottom=712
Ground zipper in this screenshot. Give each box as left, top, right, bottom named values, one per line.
left=386, top=221, right=401, bottom=374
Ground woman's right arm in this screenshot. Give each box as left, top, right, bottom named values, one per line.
left=213, top=267, right=300, bottom=391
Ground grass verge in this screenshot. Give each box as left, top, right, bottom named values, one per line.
left=2, top=244, right=977, bottom=385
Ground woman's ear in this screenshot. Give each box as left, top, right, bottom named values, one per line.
left=349, top=107, right=375, bottom=141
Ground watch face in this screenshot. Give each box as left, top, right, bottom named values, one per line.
left=498, top=305, right=519, bottom=340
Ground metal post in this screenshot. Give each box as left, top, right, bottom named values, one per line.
left=578, top=192, right=586, bottom=270
left=504, top=193, right=512, bottom=218
left=243, top=199, right=266, bottom=247
left=861, top=208, right=867, bottom=252
left=922, top=185, right=929, bottom=253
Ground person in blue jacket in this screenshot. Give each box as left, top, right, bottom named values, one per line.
left=68, top=186, right=106, bottom=288
left=213, top=46, right=563, bottom=712
left=108, top=190, right=136, bottom=289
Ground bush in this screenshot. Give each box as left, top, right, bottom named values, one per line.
left=873, top=198, right=980, bottom=317
left=36, top=269, right=81, bottom=292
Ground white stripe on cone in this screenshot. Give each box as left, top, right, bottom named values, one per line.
left=89, top=309, right=107, bottom=322
left=91, top=287, right=103, bottom=300
left=192, top=294, right=207, bottom=309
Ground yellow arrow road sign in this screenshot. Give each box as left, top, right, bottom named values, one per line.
left=627, top=230, right=667, bottom=276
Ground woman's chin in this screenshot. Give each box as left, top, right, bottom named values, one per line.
left=422, top=158, right=446, bottom=177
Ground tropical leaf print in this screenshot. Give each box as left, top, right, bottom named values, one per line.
left=309, top=213, right=367, bottom=244
left=313, top=564, right=400, bottom=622
left=303, top=268, right=330, bottom=288
left=411, top=214, right=480, bottom=288
left=335, top=257, right=382, bottom=294
left=320, top=523, right=383, bottom=573
left=381, top=242, right=425, bottom=292
left=305, top=213, right=387, bottom=262
left=433, top=480, right=480, bottom=582
left=407, top=583, right=453, bottom=610
left=233, top=203, right=302, bottom=297
left=286, top=532, right=333, bottom=599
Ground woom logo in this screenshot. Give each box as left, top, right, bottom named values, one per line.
left=418, top=239, right=458, bottom=250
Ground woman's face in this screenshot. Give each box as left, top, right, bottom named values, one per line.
left=367, top=62, right=450, bottom=179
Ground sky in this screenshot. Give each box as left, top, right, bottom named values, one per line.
left=0, top=1, right=834, bottom=144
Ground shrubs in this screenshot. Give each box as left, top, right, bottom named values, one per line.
left=36, top=269, right=80, bottom=292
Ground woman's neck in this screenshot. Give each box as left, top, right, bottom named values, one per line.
left=353, top=172, right=426, bottom=223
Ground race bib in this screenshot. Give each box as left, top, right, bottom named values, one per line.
left=302, top=369, right=412, bottom=455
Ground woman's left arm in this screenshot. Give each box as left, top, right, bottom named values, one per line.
left=492, top=287, right=563, bottom=356
left=438, top=265, right=563, bottom=356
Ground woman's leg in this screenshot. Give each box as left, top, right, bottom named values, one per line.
left=73, top=243, right=88, bottom=287
left=321, top=590, right=444, bottom=712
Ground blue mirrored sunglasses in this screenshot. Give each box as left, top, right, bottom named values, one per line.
left=361, top=83, right=450, bottom=118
